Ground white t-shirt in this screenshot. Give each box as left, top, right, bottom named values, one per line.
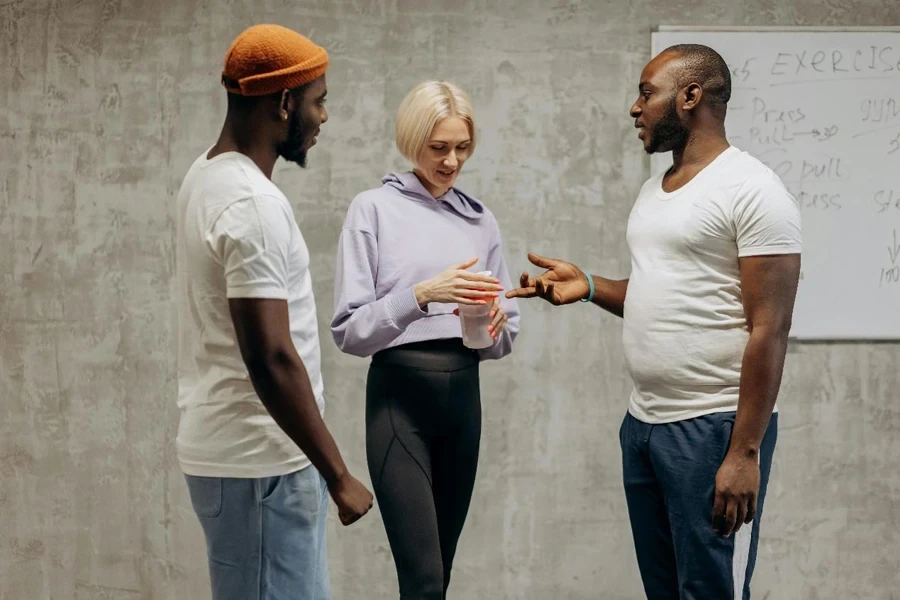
left=623, top=146, right=802, bottom=424
left=175, top=150, right=324, bottom=477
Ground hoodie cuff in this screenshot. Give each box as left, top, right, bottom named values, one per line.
left=386, top=286, right=428, bottom=330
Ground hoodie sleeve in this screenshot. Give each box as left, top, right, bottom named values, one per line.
left=478, top=213, right=520, bottom=361
left=330, top=200, right=428, bottom=358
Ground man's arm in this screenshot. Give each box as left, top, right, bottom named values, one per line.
left=589, top=276, right=629, bottom=318
left=713, top=253, right=800, bottom=536
left=229, top=297, right=372, bottom=525
left=731, top=253, right=800, bottom=459
left=506, top=252, right=628, bottom=318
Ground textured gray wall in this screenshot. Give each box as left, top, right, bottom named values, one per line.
left=2, top=0, right=899, bottom=598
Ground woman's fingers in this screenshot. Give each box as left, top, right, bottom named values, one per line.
left=457, top=270, right=501, bottom=284
left=451, top=257, right=479, bottom=270
left=455, top=296, right=491, bottom=305
left=490, top=313, right=508, bottom=338
left=456, top=279, right=504, bottom=291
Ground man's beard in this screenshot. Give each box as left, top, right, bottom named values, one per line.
left=646, top=96, right=689, bottom=155
left=276, top=111, right=310, bottom=167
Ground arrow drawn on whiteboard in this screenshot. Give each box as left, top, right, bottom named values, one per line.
left=795, top=126, right=838, bottom=141
left=889, top=230, right=900, bottom=266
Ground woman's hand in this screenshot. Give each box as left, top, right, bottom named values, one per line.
left=453, top=295, right=508, bottom=341
left=414, top=257, right=502, bottom=307
left=487, top=296, right=508, bottom=340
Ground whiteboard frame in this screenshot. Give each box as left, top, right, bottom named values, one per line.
left=654, top=26, right=900, bottom=32
left=650, top=25, right=900, bottom=342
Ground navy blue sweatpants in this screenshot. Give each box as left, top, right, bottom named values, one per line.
left=619, top=411, right=778, bottom=600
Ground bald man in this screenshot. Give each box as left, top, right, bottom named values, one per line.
left=508, top=45, right=802, bottom=599
left=175, top=25, right=372, bottom=600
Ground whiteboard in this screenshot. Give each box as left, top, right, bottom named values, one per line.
left=650, top=27, right=900, bottom=340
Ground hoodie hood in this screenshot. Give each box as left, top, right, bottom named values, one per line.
left=381, top=171, right=485, bottom=221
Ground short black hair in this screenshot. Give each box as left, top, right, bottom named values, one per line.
left=664, top=44, right=731, bottom=118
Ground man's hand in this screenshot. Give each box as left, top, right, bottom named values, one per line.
left=329, top=473, right=374, bottom=526
left=505, top=253, right=589, bottom=305
left=712, top=452, right=760, bottom=537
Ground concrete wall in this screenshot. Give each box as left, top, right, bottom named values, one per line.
left=2, top=0, right=898, bottom=598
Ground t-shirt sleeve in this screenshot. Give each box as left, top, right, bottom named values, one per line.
left=733, top=171, right=803, bottom=257
left=208, top=195, right=294, bottom=299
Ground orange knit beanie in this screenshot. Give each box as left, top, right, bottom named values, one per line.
left=221, top=24, right=329, bottom=96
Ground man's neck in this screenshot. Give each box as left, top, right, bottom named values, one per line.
left=209, top=114, right=278, bottom=179
left=660, top=126, right=731, bottom=193
left=670, top=127, right=730, bottom=174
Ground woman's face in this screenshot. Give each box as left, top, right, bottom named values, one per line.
left=415, top=116, right=472, bottom=198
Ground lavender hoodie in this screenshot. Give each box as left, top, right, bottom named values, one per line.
left=330, top=171, right=520, bottom=359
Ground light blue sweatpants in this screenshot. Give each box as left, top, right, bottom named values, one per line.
left=185, top=466, right=330, bottom=600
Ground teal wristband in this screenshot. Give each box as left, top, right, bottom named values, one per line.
left=580, top=271, right=595, bottom=303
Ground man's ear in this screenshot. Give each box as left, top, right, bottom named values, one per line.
left=278, top=90, right=291, bottom=121
left=683, top=82, right=703, bottom=113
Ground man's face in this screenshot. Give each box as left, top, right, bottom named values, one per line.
left=629, top=54, right=690, bottom=155
left=276, top=75, right=328, bottom=167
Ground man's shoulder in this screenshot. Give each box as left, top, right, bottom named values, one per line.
left=719, top=147, right=786, bottom=191
left=188, top=158, right=291, bottom=222
left=680, top=148, right=790, bottom=209
left=188, top=152, right=284, bottom=199
left=219, top=159, right=285, bottom=201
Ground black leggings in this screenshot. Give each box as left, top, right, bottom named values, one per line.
left=366, top=338, right=482, bottom=600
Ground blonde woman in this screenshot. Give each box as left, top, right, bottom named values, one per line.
left=331, top=81, right=520, bottom=598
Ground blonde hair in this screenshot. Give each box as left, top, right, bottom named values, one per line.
left=395, top=81, right=477, bottom=166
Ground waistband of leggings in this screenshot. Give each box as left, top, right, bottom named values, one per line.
left=371, top=338, right=479, bottom=371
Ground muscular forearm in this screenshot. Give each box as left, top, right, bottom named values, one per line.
left=246, top=352, right=348, bottom=485
left=729, top=326, right=790, bottom=458
left=590, top=276, right=629, bottom=318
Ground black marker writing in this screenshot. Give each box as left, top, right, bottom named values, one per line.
left=728, top=58, right=757, bottom=83
left=770, top=46, right=900, bottom=76
left=879, top=230, right=900, bottom=287
left=800, top=157, right=846, bottom=180
left=889, top=230, right=900, bottom=266
left=750, top=124, right=794, bottom=146
left=797, top=191, right=842, bottom=210
left=861, top=98, right=900, bottom=123
left=795, top=126, right=839, bottom=141
left=874, top=189, right=900, bottom=213
left=750, top=97, right=806, bottom=124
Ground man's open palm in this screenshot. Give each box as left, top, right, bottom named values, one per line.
left=506, top=253, right=590, bottom=306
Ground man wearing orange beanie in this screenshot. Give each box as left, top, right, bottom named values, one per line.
left=175, top=24, right=373, bottom=600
